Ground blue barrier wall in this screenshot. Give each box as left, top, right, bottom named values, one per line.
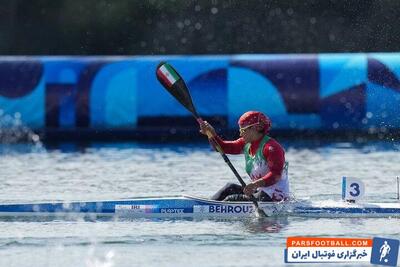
left=0, top=54, right=399, bottom=138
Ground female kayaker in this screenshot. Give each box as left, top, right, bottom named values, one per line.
left=199, top=111, right=289, bottom=202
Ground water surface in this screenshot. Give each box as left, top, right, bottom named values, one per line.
left=0, top=140, right=399, bottom=267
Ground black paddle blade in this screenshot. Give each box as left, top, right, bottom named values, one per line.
left=156, top=62, right=199, bottom=118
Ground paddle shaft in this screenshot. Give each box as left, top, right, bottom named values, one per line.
left=195, top=118, right=262, bottom=210
left=195, top=117, right=245, bottom=187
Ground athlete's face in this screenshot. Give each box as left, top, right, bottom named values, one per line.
left=240, top=124, right=262, bottom=143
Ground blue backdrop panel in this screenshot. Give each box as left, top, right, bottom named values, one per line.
left=319, top=54, right=367, bottom=129
left=90, top=60, right=138, bottom=128
left=366, top=53, right=400, bottom=130
left=0, top=60, right=45, bottom=128
left=0, top=54, right=399, bottom=137
left=44, top=59, right=87, bottom=128
left=229, top=54, right=321, bottom=130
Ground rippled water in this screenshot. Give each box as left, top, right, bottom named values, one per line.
left=0, top=140, right=399, bottom=267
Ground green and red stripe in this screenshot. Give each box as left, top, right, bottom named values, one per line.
left=156, top=63, right=180, bottom=87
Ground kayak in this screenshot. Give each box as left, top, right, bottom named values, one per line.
left=0, top=195, right=399, bottom=218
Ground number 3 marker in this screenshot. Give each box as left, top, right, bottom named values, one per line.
left=342, top=177, right=365, bottom=201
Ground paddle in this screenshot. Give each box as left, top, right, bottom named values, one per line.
left=156, top=61, right=266, bottom=217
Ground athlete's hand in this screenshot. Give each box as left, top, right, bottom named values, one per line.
left=199, top=120, right=217, bottom=138
left=243, top=182, right=257, bottom=196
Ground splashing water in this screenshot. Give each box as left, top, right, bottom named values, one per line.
left=86, top=248, right=115, bottom=267
left=0, top=110, right=41, bottom=146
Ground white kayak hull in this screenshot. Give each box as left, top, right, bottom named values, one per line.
left=0, top=195, right=399, bottom=218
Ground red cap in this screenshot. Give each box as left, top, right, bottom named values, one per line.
left=238, top=111, right=271, bottom=133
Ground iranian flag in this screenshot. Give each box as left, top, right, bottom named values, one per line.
left=157, top=63, right=180, bottom=87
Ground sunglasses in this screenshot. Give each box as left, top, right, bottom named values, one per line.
left=239, top=123, right=259, bottom=134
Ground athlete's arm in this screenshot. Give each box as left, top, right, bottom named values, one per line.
left=199, top=120, right=245, bottom=154
left=258, top=139, right=285, bottom=187
left=211, top=135, right=245, bottom=154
